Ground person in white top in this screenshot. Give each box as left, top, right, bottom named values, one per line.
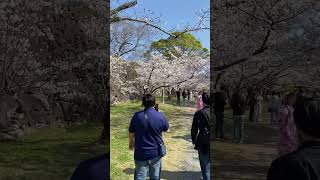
left=253, top=90, right=263, bottom=122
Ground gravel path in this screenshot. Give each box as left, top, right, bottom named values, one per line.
left=161, top=107, right=202, bottom=180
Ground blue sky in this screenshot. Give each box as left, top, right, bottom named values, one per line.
left=112, top=0, right=210, bottom=49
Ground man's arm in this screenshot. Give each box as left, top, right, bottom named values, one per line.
left=128, top=133, right=135, bottom=150
left=162, top=115, right=170, bottom=133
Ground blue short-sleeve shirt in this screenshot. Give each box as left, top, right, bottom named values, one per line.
left=129, top=107, right=169, bottom=161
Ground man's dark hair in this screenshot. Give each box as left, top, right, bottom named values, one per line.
left=142, top=94, right=156, bottom=108
left=202, top=92, right=210, bottom=105
left=294, top=97, right=320, bottom=138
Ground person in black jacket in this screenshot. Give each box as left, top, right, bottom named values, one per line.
left=191, top=92, right=213, bottom=180
left=248, top=90, right=256, bottom=122
left=214, top=87, right=227, bottom=139
left=176, top=88, right=181, bottom=106
left=267, top=97, right=320, bottom=180
left=70, top=154, right=109, bottom=180
left=182, top=89, right=187, bottom=107
left=230, top=89, right=247, bottom=144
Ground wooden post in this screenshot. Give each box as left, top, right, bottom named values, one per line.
left=162, top=87, right=165, bottom=104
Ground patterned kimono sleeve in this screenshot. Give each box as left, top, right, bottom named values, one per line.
left=278, top=106, right=288, bottom=130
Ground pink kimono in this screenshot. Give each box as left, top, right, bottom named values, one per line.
left=196, top=95, right=204, bottom=111
left=278, top=105, right=299, bottom=156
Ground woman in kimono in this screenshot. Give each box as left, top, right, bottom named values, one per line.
left=278, top=92, right=298, bottom=156
left=196, top=90, right=204, bottom=111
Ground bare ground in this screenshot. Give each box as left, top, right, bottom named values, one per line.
left=212, top=115, right=279, bottom=180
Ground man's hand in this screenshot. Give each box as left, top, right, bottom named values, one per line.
left=129, top=143, right=134, bottom=151
left=128, top=133, right=135, bottom=151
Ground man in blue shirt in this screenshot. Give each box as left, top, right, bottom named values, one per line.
left=129, top=94, right=170, bottom=180
left=70, top=154, right=109, bottom=180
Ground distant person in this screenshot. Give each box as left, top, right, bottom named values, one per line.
left=70, top=154, right=109, bottom=180
left=230, top=89, right=247, bottom=143
left=187, top=89, right=191, bottom=106
left=128, top=94, right=169, bottom=180
left=214, top=87, right=227, bottom=139
left=268, top=91, right=281, bottom=126
left=155, top=103, right=160, bottom=112
left=253, top=90, right=263, bottom=122
left=295, top=88, right=305, bottom=110
left=196, top=91, right=204, bottom=111
left=171, top=87, right=175, bottom=100
left=176, top=88, right=181, bottom=106
left=267, top=97, right=320, bottom=180
left=191, top=92, right=213, bottom=180
left=248, top=91, right=256, bottom=122
left=278, top=92, right=298, bottom=156
left=182, top=89, right=187, bottom=107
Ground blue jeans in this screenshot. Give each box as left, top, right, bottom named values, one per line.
left=183, top=98, right=186, bottom=107
left=134, top=156, right=162, bottom=180
left=233, top=115, right=244, bottom=143
left=198, top=151, right=210, bottom=180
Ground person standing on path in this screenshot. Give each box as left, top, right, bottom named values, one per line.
left=187, top=89, right=191, bottom=107
left=253, top=90, right=263, bottom=122
left=196, top=90, right=204, bottom=111
left=128, top=94, right=170, bottom=180
left=277, top=92, right=298, bottom=156
left=230, top=89, right=247, bottom=143
left=214, top=87, right=227, bottom=139
left=248, top=91, right=256, bottom=122
left=176, top=88, right=181, bottom=106
left=295, top=88, right=305, bottom=111
left=268, top=91, right=281, bottom=126
left=182, top=89, right=187, bottom=107
left=267, top=97, right=320, bottom=180
left=191, top=92, right=213, bottom=180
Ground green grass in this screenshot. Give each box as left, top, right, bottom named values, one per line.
left=0, top=123, right=105, bottom=180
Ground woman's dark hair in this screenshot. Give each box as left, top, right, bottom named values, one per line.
left=142, top=94, right=156, bottom=108
left=282, top=92, right=295, bottom=105
left=202, top=91, right=210, bottom=105
left=294, top=97, right=320, bottom=138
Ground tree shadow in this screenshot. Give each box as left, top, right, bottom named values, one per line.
left=0, top=137, right=104, bottom=179
left=123, top=168, right=203, bottom=180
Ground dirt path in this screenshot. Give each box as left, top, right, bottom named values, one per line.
left=212, top=115, right=279, bottom=180
left=161, top=107, right=202, bottom=180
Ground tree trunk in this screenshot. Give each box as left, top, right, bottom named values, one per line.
left=100, top=98, right=109, bottom=144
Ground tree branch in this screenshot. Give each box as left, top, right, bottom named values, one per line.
left=214, top=29, right=271, bottom=71
left=110, top=0, right=137, bottom=16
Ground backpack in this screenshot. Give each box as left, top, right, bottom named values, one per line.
left=195, top=108, right=211, bottom=147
